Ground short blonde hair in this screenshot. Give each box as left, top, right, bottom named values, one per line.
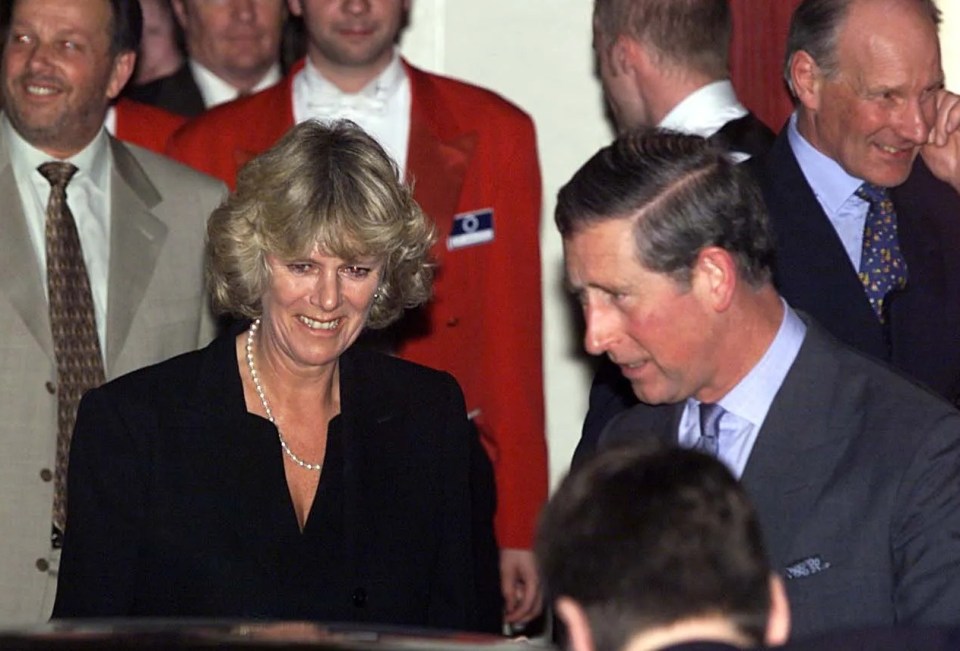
left=206, top=119, right=436, bottom=329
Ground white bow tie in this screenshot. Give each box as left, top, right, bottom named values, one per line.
left=306, top=92, right=387, bottom=119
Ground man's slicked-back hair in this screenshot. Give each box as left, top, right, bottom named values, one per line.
left=783, top=0, right=941, bottom=93
left=593, top=0, right=730, bottom=79
left=555, top=128, right=775, bottom=288
left=536, top=442, right=773, bottom=651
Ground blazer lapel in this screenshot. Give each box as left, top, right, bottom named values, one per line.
left=404, top=63, right=476, bottom=235
left=104, top=138, right=167, bottom=375
left=740, top=324, right=858, bottom=567
left=0, top=139, right=54, bottom=361
left=336, top=349, right=403, bottom=587
left=175, top=332, right=298, bottom=550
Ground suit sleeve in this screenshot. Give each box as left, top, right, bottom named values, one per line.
left=426, top=374, right=495, bottom=632
left=892, top=411, right=960, bottom=623
left=52, top=386, right=150, bottom=617
left=474, top=113, right=548, bottom=551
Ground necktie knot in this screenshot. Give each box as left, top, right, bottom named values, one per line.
left=697, top=402, right=725, bottom=457
left=38, top=161, right=78, bottom=191
left=855, top=182, right=889, bottom=205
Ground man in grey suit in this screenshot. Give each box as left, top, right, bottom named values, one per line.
left=585, top=0, right=776, bottom=444
left=558, top=130, right=960, bottom=639
left=0, top=0, right=223, bottom=624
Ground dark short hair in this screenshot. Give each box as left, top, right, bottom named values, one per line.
left=594, top=0, right=730, bottom=79
left=555, top=129, right=774, bottom=288
left=5, top=0, right=141, bottom=55
left=783, top=0, right=940, bottom=92
left=206, top=119, right=435, bottom=328
left=536, top=442, right=772, bottom=651
left=109, top=0, right=143, bottom=55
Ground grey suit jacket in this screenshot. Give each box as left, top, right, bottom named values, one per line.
left=597, top=324, right=960, bottom=639
left=0, top=124, right=225, bottom=624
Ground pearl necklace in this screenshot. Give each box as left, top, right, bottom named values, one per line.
left=246, top=318, right=323, bottom=472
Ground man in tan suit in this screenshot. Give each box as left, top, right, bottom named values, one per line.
left=0, top=0, right=223, bottom=623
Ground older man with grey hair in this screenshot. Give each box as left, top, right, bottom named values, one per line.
left=752, top=0, right=960, bottom=405
left=564, top=128, right=960, bottom=638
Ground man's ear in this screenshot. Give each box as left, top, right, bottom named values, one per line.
left=170, top=0, right=188, bottom=30
left=611, top=34, right=646, bottom=78
left=692, top=246, right=738, bottom=313
left=106, top=51, right=136, bottom=100
left=789, top=50, right=823, bottom=112
left=765, top=574, right=791, bottom=646
left=556, top=597, right=596, bottom=651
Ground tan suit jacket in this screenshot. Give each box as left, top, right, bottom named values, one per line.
left=0, top=123, right=225, bottom=624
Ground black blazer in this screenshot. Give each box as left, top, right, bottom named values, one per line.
left=125, top=64, right=206, bottom=118
left=53, top=332, right=492, bottom=632
left=589, top=324, right=960, bottom=638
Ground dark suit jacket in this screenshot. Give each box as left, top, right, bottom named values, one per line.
left=781, top=626, right=960, bottom=650
left=752, top=126, right=960, bottom=404
left=125, top=64, right=206, bottom=118
left=166, top=59, right=548, bottom=550
left=579, top=112, right=775, bottom=455
left=53, top=332, right=493, bottom=632
left=582, top=323, right=960, bottom=638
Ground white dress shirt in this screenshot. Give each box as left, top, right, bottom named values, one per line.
left=292, top=51, right=411, bottom=174
left=659, top=80, right=751, bottom=161
left=191, top=59, right=282, bottom=109
left=3, top=115, right=112, bottom=355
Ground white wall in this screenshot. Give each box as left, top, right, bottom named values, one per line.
left=400, top=1, right=960, bottom=490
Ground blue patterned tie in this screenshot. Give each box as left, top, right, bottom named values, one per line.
left=855, top=183, right=908, bottom=322
left=696, top=403, right=724, bottom=457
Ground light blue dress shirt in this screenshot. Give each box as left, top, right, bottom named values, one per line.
left=678, top=301, right=807, bottom=477
left=787, top=112, right=871, bottom=270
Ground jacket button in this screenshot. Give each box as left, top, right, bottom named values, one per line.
left=35, top=558, right=49, bottom=572
left=39, top=468, right=53, bottom=482
left=45, top=381, right=56, bottom=395
left=446, top=317, right=459, bottom=327
left=352, top=588, right=367, bottom=608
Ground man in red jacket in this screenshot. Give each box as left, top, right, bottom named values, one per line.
left=167, top=0, right=547, bottom=629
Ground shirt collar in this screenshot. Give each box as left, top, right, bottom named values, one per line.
left=189, top=59, right=282, bottom=108
left=301, top=50, right=405, bottom=107
left=3, top=113, right=110, bottom=189
left=658, top=80, right=748, bottom=138
left=787, top=111, right=863, bottom=214
left=699, top=299, right=807, bottom=427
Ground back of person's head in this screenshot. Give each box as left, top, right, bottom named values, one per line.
left=555, top=128, right=774, bottom=289
left=594, top=0, right=730, bottom=79
left=537, top=442, right=788, bottom=651
left=782, top=0, right=940, bottom=94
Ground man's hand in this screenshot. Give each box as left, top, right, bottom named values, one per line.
left=500, top=548, right=543, bottom=627
left=921, top=89, right=960, bottom=194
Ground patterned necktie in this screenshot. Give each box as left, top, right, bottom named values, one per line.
left=855, top=183, right=908, bottom=322
left=696, top=403, right=725, bottom=457
left=39, top=161, right=105, bottom=535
